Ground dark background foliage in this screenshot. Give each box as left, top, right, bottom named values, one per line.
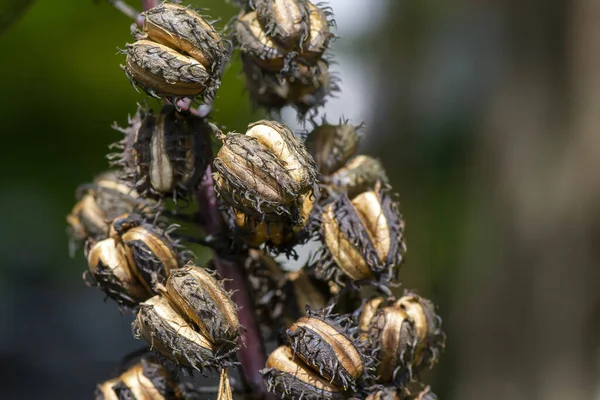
left=1, top=0, right=600, bottom=399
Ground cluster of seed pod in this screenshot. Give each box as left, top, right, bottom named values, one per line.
left=233, top=0, right=337, bottom=115
left=122, top=2, right=228, bottom=101
left=262, top=306, right=377, bottom=399
left=66, top=0, right=447, bottom=398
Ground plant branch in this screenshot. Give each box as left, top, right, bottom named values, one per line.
left=141, top=0, right=158, bottom=11
left=195, top=167, right=274, bottom=400
left=106, top=0, right=139, bottom=20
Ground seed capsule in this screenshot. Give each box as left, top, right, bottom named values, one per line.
left=368, top=306, right=416, bottom=385
left=115, top=358, right=180, bottom=400
left=164, top=264, right=239, bottom=347
left=241, top=54, right=291, bottom=109
left=394, top=294, right=445, bottom=369
left=94, top=378, right=119, bottom=400
left=112, top=104, right=212, bottom=201
left=234, top=11, right=287, bottom=72
left=262, top=346, right=346, bottom=400
left=142, top=3, right=227, bottom=73
left=86, top=237, right=150, bottom=307
left=254, top=0, right=311, bottom=51
left=324, top=155, right=389, bottom=198
left=301, top=2, right=334, bottom=62
left=285, top=308, right=368, bottom=391
left=306, top=120, right=360, bottom=176
left=314, top=184, right=405, bottom=288
left=288, top=61, right=337, bottom=116
left=67, top=171, right=153, bottom=254
left=213, top=122, right=317, bottom=220
left=357, top=297, right=385, bottom=340
left=111, top=213, right=184, bottom=294
left=133, top=295, right=233, bottom=371
left=122, top=40, right=212, bottom=99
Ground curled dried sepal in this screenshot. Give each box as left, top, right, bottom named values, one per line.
left=110, top=213, right=187, bottom=294
left=142, top=3, right=227, bottom=74
left=285, top=306, right=373, bottom=391
left=356, top=296, right=386, bottom=340
left=115, top=358, right=180, bottom=400
left=313, top=184, right=405, bottom=289
left=262, top=346, right=347, bottom=400
left=368, top=306, right=416, bottom=385
left=122, top=40, right=214, bottom=100
left=324, top=155, right=389, bottom=198
left=94, top=378, right=120, bottom=400
left=133, top=296, right=236, bottom=372
left=306, top=119, right=361, bottom=176
left=394, top=293, right=445, bottom=370
left=164, top=264, right=240, bottom=348
left=86, top=237, right=150, bottom=308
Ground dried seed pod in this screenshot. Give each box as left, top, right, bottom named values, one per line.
left=164, top=264, right=239, bottom=347
left=67, top=171, right=153, bottom=253
left=241, top=54, right=291, bottom=110
left=356, top=296, right=385, bottom=340
left=234, top=11, right=287, bottom=72
left=111, top=213, right=184, bottom=294
left=94, top=378, right=119, bottom=400
left=86, top=237, right=150, bottom=307
left=133, top=295, right=234, bottom=371
left=300, top=2, right=334, bottom=62
left=306, top=119, right=360, bottom=176
left=324, top=155, right=389, bottom=198
left=394, top=294, right=445, bottom=369
left=262, top=345, right=346, bottom=400
left=218, top=368, right=233, bottom=400
left=112, top=104, right=212, bottom=201
left=368, top=306, right=416, bottom=385
left=115, top=358, right=180, bottom=400
left=288, top=61, right=337, bottom=116
left=285, top=307, right=370, bottom=391
left=314, top=184, right=405, bottom=288
left=213, top=122, right=316, bottom=220
left=122, top=40, right=212, bottom=99
left=254, top=0, right=311, bottom=51
left=286, top=269, right=329, bottom=316
left=142, top=3, right=227, bottom=73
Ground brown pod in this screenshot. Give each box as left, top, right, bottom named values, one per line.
left=306, top=119, right=360, bottom=176
left=315, top=184, right=405, bottom=289
left=142, top=3, right=227, bottom=73
left=111, top=104, right=212, bottom=200
left=288, top=60, right=337, bottom=116
left=254, top=0, right=311, bottom=51
left=133, top=296, right=233, bottom=372
left=369, top=306, right=416, bottom=385
left=164, top=264, right=239, bottom=347
left=262, top=345, right=346, bottom=400
left=324, top=155, right=389, bottom=198
left=356, top=297, right=385, bottom=340
left=114, top=358, right=180, bottom=400
left=241, top=54, right=291, bottom=109
left=122, top=40, right=211, bottom=99
left=394, top=293, right=445, bottom=369
left=94, top=378, right=120, bottom=400
left=110, top=213, right=184, bottom=295
left=300, top=1, right=334, bottom=62
left=234, top=11, right=287, bottom=71
left=86, top=237, right=150, bottom=307
left=213, top=123, right=316, bottom=220
left=285, top=308, right=368, bottom=391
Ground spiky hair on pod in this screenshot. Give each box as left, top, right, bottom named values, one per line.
left=284, top=305, right=379, bottom=394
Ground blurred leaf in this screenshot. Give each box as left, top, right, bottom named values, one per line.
left=0, top=0, right=36, bottom=36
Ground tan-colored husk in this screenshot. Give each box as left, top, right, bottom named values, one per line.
left=217, top=368, right=233, bottom=400
left=359, top=297, right=385, bottom=340
left=352, top=190, right=391, bottom=264
left=96, top=378, right=119, bottom=400
left=119, top=363, right=167, bottom=400
left=375, top=307, right=413, bottom=383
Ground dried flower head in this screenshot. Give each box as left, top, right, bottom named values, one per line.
left=323, top=155, right=389, bottom=198
left=111, top=357, right=180, bottom=400
left=254, top=0, right=311, bottom=51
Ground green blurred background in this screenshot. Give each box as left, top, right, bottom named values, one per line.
left=2, top=0, right=600, bottom=399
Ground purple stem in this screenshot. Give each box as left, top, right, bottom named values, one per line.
left=141, top=0, right=158, bottom=11
left=196, top=167, right=274, bottom=400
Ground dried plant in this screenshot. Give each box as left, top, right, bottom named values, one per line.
left=69, top=1, right=445, bottom=399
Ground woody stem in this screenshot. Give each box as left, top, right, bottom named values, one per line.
left=195, top=166, right=274, bottom=400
